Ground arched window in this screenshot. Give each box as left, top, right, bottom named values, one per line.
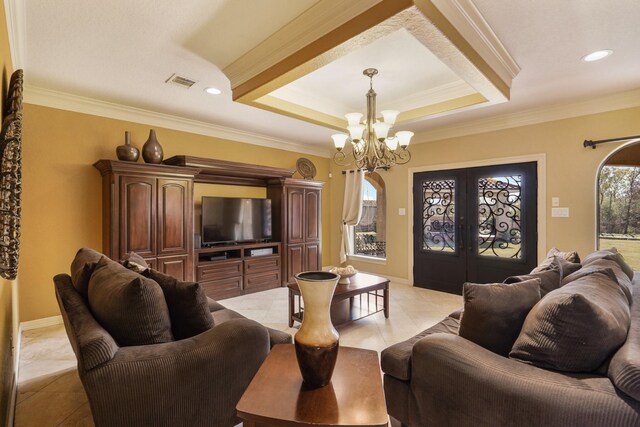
left=598, top=143, right=640, bottom=269
left=353, top=172, right=386, bottom=258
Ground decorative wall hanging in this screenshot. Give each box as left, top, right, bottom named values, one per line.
left=0, top=69, right=24, bottom=280
left=296, top=157, right=316, bottom=179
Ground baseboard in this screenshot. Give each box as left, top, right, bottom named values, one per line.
left=19, top=315, right=63, bottom=331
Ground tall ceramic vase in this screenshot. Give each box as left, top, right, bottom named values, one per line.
left=294, top=271, right=340, bottom=389
left=142, top=129, right=164, bottom=164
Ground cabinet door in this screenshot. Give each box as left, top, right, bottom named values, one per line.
left=287, top=244, right=304, bottom=283
left=304, top=189, right=321, bottom=242
left=120, top=176, right=156, bottom=259
left=157, top=178, right=192, bottom=256
left=305, top=243, right=321, bottom=272
left=157, top=254, right=190, bottom=281
left=287, top=188, right=304, bottom=244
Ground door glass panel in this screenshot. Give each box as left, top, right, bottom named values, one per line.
left=422, top=179, right=456, bottom=252
left=477, top=175, right=522, bottom=258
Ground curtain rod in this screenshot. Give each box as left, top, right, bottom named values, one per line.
left=583, top=135, right=640, bottom=149
left=341, top=167, right=389, bottom=174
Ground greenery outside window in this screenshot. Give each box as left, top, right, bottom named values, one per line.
left=598, top=147, right=640, bottom=270
left=353, top=172, right=386, bottom=258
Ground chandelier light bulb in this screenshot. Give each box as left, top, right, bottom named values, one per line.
left=381, top=110, right=399, bottom=125
left=373, top=122, right=391, bottom=141
left=395, top=131, right=414, bottom=148
left=348, top=124, right=365, bottom=142
left=331, top=133, right=349, bottom=151
left=345, top=113, right=363, bottom=126
left=385, top=137, right=399, bottom=151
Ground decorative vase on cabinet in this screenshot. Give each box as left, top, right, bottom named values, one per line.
left=293, top=271, right=340, bottom=389
left=116, top=131, right=139, bottom=162
left=142, top=129, right=164, bottom=164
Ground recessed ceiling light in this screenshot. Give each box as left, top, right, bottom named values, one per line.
left=204, top=87, right=221, bottom=95
left=582, top=50, right=613, bottom=62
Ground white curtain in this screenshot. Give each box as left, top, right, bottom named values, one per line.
left=340, top=169, right=365, bottom=263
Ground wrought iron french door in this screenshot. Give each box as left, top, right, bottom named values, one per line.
left=413, top=162, right=537, bottom=294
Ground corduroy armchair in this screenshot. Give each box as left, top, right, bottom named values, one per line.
left=54, top=272, right=271, bottom=427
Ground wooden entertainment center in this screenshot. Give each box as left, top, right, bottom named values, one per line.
left=94, top=156, right=324, bottom=300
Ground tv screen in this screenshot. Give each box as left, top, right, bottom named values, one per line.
left=201, top=197, right=272, bottom=245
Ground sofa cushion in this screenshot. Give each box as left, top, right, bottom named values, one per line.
left=583, top=247, right=634, bottom=280
left=504, top=256, right=580, bottom=297
left=381, top=316, right=460, bottom=381
left=87, top=257, right=174, bottom=346
left=510, top=269, right=630, bottom=372
left=530, top=247, right=580, bottom=274
left=70, top=248, right=104, bottom=297
left=458, top=279, right=541, bottom=356
left=563, top=259, right=633, bottom=304
left=121, top=251, right=149, bottom=274
left=609, top=282, right=640, bottom=400
left=144, top=269, right=214, bottom=340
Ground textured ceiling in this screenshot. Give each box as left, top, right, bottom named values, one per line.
left=21, top=0, right=640, bottom=151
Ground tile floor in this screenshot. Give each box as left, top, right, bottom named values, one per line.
left=15, top=282, right=462, bottom=426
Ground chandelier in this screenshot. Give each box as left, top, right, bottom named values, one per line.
left=332, top=68, right=413, bottom=173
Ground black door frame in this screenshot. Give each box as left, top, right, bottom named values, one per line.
left=407, top=156, right=546, bottom=286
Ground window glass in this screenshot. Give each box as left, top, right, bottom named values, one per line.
left=353, top=173, right=386, bottom=258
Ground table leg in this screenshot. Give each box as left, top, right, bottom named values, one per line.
left=384, top=286, right=390, bottom=318
left=288, top=289, right=294, bottom=327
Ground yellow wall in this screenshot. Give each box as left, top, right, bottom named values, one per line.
left=20, top=104, right=331, bottom=321
left=330, top=105, right=640, bottom=280
left=0, top=0, right=14, bottom=423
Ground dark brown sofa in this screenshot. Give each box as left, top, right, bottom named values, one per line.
left=54, top=248, right=291, bottom=427
left=382, top=250, right=640, bottom=427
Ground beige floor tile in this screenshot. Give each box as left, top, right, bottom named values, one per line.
left=14, top=391, right=87, bottom=427
left=15, top=391, right=36, bottom=405
left=58, top=402, right=95, bottom=427
left=18, top=360, right=77, bottom=392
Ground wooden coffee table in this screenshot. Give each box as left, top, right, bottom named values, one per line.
left=237, top=344, right=388, bottom=427
left=288, top=273, right=390, bottom=327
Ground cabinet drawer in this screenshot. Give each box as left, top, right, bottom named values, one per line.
left=244, top=271, right=281, bottom=292
left=197, top=260, right=242, bottom=282
left=200, top=277, right=242, bottom=300
left=244, top=255, right=280, bottom=276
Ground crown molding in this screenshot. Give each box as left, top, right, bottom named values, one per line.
left=224, top=0, right=384, bottom=89
left=23, top=85, right=331, bottom=158
left=4, top=0, right=26, bottom=69
left=432, top=0, right=520, bottom=84
left=414, top=88, right=640, bottom=143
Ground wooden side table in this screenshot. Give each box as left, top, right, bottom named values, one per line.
left=237, top=344, right=388, bottom=427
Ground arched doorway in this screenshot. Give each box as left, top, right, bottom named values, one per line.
left=598, top=142, right=640, bottom=269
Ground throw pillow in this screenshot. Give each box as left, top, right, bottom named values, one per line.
left=145, top=269, right=214, bottom=340
left=121, top=251, right=149, bottom=274
left=510, top=268, right=630, bottom=372
left=563, top=259, right=633, bottom=304
left=583, top=247, right=634, bottom=280
left=88, top=257, right=174, bottom=346
left=504, top=256, right=581, bottom=296
left=530, top=247, right=580, bottom=273
left=458, top=278, right=541, bottom=356
left=70, top=247, right=104, bottom=296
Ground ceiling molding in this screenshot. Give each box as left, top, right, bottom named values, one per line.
left=414, top=88, right=640, bottom=143
left=4, top=0, right=26, bottom=69
left=23, top=85, right=331, bottom=158
left=431, top=0, right=520, bottom=83
left=385, top=80, right=477, bottom=112
left=224, top=0, right=388, bottom=89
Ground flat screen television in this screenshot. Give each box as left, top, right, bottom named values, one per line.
left=201, top=196, right=272, bottom=245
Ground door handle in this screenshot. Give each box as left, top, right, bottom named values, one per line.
left=458, top=216, right=464, bottom=252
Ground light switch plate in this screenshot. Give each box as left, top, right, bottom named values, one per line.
left=552, top=197, right=560, bottom=207
left=551, top=207, right=569, bottom=217
left=398, top=208, right=406, bottom=216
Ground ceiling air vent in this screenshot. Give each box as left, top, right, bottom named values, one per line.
left=165, top=73, right=197, bottom=89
